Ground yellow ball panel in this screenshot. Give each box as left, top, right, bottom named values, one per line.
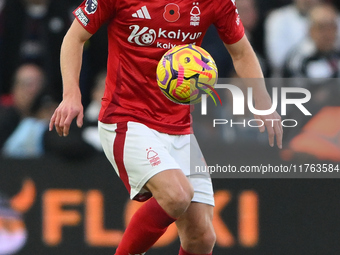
left=156, top=44, right=218, bottom=105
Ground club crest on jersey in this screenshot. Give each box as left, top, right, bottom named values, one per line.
left=85, top=0, right=98, bottom=14
left=163, top=3, right=180, bottom=22
left=190, top=2, right=200, bottom=26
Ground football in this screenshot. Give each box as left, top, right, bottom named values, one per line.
left=156, top=44, right=218, bottom=105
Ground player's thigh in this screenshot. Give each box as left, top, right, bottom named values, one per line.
left=145, top=168, right=194, bottom=217
left=99, top=121, right=182, bottom=200
left=145, top=168, right=193, bottom=198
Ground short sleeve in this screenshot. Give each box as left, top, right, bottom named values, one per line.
left=213, top=0, right=245, bottom=45
left=73, top=0, right=117, bottom=35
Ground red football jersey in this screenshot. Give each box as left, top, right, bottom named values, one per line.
left=74, top=0, right=244, bottom=135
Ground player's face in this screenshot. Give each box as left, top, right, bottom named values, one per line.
left=310, top=8, right=338, bottom=53
left=12, top=65, right=44, bottom=112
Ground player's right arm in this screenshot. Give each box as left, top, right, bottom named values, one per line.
left=49, top=19, right=93, bottom=137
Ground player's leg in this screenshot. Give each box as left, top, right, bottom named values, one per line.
left=115, top=169, right=194, bottom=255
left=171, top=134, right=216, bottom=254
left=176, top=202, right=215, bottom=255
left=99, top=121, right=195, bottom=255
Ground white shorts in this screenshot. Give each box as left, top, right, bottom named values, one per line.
left=98, top=121, right=214, bottom=206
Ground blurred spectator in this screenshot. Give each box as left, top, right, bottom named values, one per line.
left=1, top=67, right=106, bottom=159
left=2, top=0, right=71, bottom=100
left=283, top=3, right=340, bottom=78
left=2, top=93, right=56, bottom=158
left=281, top=4, right=340, bottom=145
left=2, top=67, right=106, bottom=158
left=0, top=63, right=45, bottom=149
left=265, top=0, right=321, bottom=76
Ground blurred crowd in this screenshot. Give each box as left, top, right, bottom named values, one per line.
left=0, top=0, right=107, bottom=160
left=0, top=0, right=340, bottom=161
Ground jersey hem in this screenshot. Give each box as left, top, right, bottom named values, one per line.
left=224, top=31, right=245, bottom=45
left=99, top=116, right=192, bottom=135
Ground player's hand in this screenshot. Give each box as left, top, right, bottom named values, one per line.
left=253, top=97, right=283, bottom=149
left=49, top=94, right=83, bottom=137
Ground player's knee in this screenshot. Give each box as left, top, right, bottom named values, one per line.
left=201, top=229, right=216, bottom=248
left=198, top=231, right=216, bottom=252
left=161, top=185, right=194, bottom=218
left=185, top=227, right=216, bottom=252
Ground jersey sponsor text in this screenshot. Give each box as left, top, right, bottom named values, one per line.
left=128, top=25, right=202, bottom=46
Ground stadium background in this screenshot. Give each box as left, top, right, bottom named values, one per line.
left=1, top=150, right=340, bottom=254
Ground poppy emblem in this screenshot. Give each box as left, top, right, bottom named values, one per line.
left=163, top=3, right=180, bottom=22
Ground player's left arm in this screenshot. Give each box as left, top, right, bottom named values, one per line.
left=224, top=35, right=283, bottom=149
